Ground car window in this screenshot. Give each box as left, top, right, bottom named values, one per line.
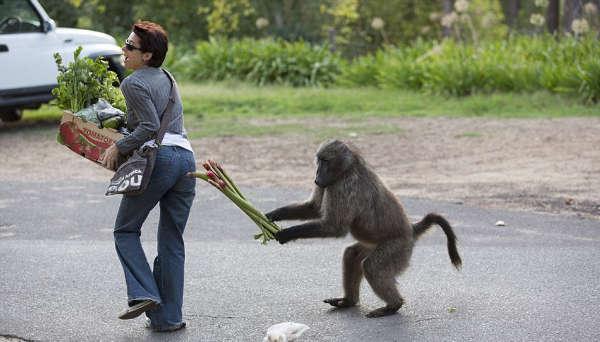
left=0, top=0, right=43, bottom=34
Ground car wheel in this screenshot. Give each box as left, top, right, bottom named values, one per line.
left=0, top=108, right=23, bottom=122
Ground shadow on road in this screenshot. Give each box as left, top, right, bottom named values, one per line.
left=0, top=119, right=59, bottom=132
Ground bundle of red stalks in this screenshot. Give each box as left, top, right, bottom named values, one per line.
left=188, top=160, right=281, bottom=244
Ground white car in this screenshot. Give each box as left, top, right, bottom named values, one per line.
left=0, top=0, right=125, bottom=122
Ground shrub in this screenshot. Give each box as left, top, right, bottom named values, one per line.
left=168, top=35, right=599, bottom=103
left=578, top=58, right=600, bottom=104
left=376, top=42, right=431, bottom=91
left=170, top=38, right=341, bottom=87
left=336, top=35, right=600, bottom=103
left=336, top=53, right=381, bottom=87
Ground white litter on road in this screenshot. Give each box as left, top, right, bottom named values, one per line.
left=264, top=322, right=310, bottom=342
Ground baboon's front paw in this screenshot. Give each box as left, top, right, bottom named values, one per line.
left=273, top=230, right=290, bottom=244
left=323, top=297, right=355, bottom=308
left=265, top=210, right=280, bottom=222
left=365, top=305, right=400, bottom=318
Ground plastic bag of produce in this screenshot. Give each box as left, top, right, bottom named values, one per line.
left=73, top=98, right=126, bottom=129
left=93, top=98, right=125, bottom=129
left=74, top=105, right=99, bottom=124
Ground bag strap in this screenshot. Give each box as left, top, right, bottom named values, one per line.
left=154, top=69, right=179, bottom=146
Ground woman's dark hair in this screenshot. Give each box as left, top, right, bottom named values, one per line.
left=132, top=21, right=168, bottom=67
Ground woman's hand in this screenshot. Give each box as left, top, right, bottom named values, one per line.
left=101, top=144, right=121, bottom=171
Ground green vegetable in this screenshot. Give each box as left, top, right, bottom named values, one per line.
left=52, top=46, right=126, bottom=113
left=189, top=160, right=281, bottom=244
left=101, top=116, right=122, bottom=129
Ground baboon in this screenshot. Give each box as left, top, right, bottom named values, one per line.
left=266, top=140, right=462, bottom=318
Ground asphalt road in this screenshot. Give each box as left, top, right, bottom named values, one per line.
left=1, top=180, right=599, bottom=341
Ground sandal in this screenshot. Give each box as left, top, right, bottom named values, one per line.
left=118, top=300, right=159, bottom=320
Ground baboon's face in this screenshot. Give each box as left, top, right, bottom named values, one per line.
left=315, top=140, right=354, bottom=187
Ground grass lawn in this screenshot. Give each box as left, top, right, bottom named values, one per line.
left=21, top=82, right=600, bottom=138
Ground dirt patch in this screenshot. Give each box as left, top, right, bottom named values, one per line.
left=2, top=117, right=599, bottom=219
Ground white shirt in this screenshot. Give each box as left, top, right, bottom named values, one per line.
left=161, top=132, right=194, bottom=153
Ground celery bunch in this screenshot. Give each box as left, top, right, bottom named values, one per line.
left=189, top=160, right=280, bottom=244
left=52, top=46, right=125, bottom=113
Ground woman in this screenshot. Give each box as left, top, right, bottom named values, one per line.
left=101, top=21, right=195, bottom=333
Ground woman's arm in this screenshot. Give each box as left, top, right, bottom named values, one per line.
left=115, top=77, right=160, bottom=155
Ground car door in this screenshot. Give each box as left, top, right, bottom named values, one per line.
left=0, top=0, right=59, bottom=91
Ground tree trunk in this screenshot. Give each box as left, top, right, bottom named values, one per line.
left=546, top=0, right=560, bottom=34
left=500, top=0, right=521, bottom=30
left=442, top=0, right=454, bottom=38
left=563, top=0, right=584, bottom=33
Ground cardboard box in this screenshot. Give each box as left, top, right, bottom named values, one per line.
left=58, top=111, right=123, bottom=165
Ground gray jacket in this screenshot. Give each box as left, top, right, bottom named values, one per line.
left=115, top=67, right=185, bottom=155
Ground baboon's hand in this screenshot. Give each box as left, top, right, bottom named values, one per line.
left=265, top=210, right=281, bottom=222
left=274, top=228, right=292, bottom=244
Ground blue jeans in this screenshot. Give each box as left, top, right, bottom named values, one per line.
left=113, top=145, right=196, bottom=329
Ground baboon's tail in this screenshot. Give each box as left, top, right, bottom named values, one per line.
left=413, top=213, right=462, bottom=270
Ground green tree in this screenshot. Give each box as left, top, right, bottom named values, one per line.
left=199, top=0, right=254, bottom=38
left=134, top=0, right=211, bottom=45
left=251, top=0, right=326, bottom=42
left=85, top=0, right=134, bottom=40
left=324, top=0, right=442, bottom=56
left=39, top=0, right=79, bottom=27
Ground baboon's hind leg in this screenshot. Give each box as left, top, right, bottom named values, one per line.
left=324, top=242, right=371, bottom=308
left=362, top=239, right=412, bottom=318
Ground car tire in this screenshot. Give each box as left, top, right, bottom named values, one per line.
left=0, top=108, right=23, bottom=122
left=107, top=56, right=126, bottom=82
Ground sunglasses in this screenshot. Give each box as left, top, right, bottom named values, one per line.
left=124, top=40, right=143, bottom=51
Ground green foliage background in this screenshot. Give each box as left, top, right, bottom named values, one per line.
left=169, top=38, right=340, bottom=87
left=39, top=0, right=504, bottom=51
left=38, top=0, right=600, bottom=103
